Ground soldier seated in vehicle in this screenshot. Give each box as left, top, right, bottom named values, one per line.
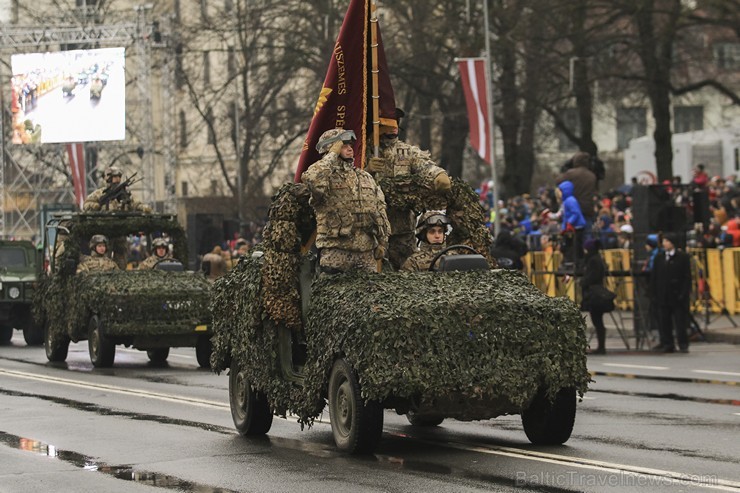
left=301, top=128, right=390, bottom=275
left=138, top=237, right=173, bottom=270
left=401, top=211, right=451, bottom=271
left=83, top=166, right=151, bottom=213
left=76, top=234, right=119, bottom=273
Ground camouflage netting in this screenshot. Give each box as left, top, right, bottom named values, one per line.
left=446, top=177, right=496, bottom=266
left=377, top=174, right=447, bottom=212
left=211, top=257, right=590, bottom=425
left=37, top=271, right=211, bottom=341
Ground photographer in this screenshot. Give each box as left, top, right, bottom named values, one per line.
left=557, top=152, right=600, bottom=235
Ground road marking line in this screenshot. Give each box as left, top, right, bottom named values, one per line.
left=117, top=349, right=195, bottom=360
left=0, top=369, right=228, bottom=410
left=693, top=370, right=740, bottom=377
left=391, top=434, right=740, bottom=492
left=602, top=363, right=669, bottom=370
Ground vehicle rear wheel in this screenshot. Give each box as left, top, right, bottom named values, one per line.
left=328, top=358, right=383, bottom=454
left=22, top=316, right=44, bottom=346
left=195, top=335, right=212, bottom=369
left=406, top=411, right=444, bottom=427
left=229, top=359, right=273, bottom=435
left=0, top=325, right=13, bottom=344
left=44, top=323, right=69, bottom=362
left=147, top=348, right=170, bottom=364
left=521, top=387, right=577, bottom=445
left=88, top=315, right=115, bottom=368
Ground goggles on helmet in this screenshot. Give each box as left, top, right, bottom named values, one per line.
left=315, top=129, right=357, bottom=153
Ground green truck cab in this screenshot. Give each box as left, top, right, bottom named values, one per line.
left=210, top=182, right=590, bottom=454
left=0, top=240, right=43, bottom=345
left=35, top=212, right=212, bottom=368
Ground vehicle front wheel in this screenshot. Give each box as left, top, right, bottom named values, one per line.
left=22, top=317, right=44, bottom=346
left=88, top=315, right=115, bottom=368
left=0, top=325, right=13, bottom=344
left=406, top=411, right=444, bottom=427
left=147, top=348, right=170, bottom=364
left=521, top=387, right=577, bottom=445
left=44, top=323, right=69, bottom=362
left=328, top=358, right=383, bottom=454
left=229, top=359, right=273, bottom=435
left=196, top=335, right=212, bottom=369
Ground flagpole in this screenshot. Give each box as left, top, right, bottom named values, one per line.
left=482, top=0, right=500, bottom=236
left=369, top=0, right=380, bottom=160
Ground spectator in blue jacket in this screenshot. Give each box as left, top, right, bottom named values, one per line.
left=556, top=180, right=586, bottom=263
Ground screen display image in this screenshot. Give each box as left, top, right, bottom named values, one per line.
left=10, top=47, right=126, bottom=144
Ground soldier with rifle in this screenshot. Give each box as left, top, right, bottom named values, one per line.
left=83, top=166, right=151, bottom=213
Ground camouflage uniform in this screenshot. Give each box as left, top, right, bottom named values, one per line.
left=401, top=243, right=447, bottom=272
left=138, top=253, right=173, bottom=270
left=83, top=186, right=150, bottom=213
left=302, top=151, right=390, bottom=274
left=368, top=140, right=449, bottom=270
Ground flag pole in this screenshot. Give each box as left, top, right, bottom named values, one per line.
left=482, top=0, right=500, bottom=236
left=369, top=0, right=380, bottom=160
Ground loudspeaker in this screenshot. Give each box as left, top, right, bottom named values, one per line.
left=632, top=185, right=687, bottom=261
left=692, top=190, right=710, bottom=228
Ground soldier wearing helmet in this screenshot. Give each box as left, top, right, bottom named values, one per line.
left=401, top=211, right=452, bottom=271
left=138, top=237, right=173, bottom=270
left=76, top=234, right=119, bottom=273
left=83, top=166, right=152, bottom=213
left=301, top=127, right=390, bottom=274
left=365, top=109, right=452, bottom=270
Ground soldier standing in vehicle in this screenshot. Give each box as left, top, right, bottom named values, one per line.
left=401, top=211, right=451, bottom=271
left=83, top=166, right=151, bottom=212
left=365, top=109, right=451, bottom=270
left=138, top=237, right=173, bottom=270
left=301, top=128, right=390, bottom=274
left=76, top=235, right=119, bottom=273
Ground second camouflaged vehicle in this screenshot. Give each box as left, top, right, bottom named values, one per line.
left=35, top=212, right=212, bottom=368
left=0, top=240, right=43, bottom=345
left=210, top=182, right=590, bottom=454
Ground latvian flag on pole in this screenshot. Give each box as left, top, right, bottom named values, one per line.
left=457, top=58, right=492, bottom=165
left=66, top=143, right=86, bottom=210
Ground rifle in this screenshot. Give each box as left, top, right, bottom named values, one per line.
left=98, top=172, right=143, bottom=209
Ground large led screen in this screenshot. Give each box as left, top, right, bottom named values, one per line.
left=10, top=47, right=126, bottom=144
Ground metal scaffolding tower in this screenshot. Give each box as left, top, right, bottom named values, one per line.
left=0, top=11, right=174, bottom=238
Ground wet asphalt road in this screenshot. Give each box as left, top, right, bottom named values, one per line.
left=1, top=333, right=739, bottom=492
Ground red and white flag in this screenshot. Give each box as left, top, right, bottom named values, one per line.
left=66, top=143, right=86, bottom=209
left=458, top=58, right=492, bottom=164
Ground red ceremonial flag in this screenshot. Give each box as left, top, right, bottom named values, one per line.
left=458, top=58, right=492, bottom=164
left=66, top=143, right=86, bottom=209
left=294, top=0, right=396, bottom=182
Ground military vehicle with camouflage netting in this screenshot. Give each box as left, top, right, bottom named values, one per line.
left=210, top=179, right=590, bottom=454
left=0, top=240, right=43, bottom=345
left=34, top=212, right=212, bottom=368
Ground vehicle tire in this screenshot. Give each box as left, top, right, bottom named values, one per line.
left=521, top=387, right=577, bottom=445
left=406, top=411, right=444, bottom=427
left=44, top=323, right=69, bottom=362
left=147, top=348, right=170, bottom=364
left=0, top=325, right=13, bottom=344
left=195, top=335, right=212, bottom=369
left=88, top=315, right=115, bottom=368
left=22, top=318, right=44, bottom=346
left=229, top=359, right=273, bottom=435
left=328, top=358, right=384, bottom=454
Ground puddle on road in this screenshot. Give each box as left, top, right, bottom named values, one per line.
left=594, top=388, right=740, bottom=406
left=0, top=431, right=238, bottom=492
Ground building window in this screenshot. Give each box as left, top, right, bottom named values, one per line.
left=201, top=0, right=208, bottom=22
left=224, top=0, right=233, bottom=13
left=206, top=107, right=215, bottom=144
left=175, top=44, right=184, bottom=90
left=181, top=181, right=188, bottom=197
left=556, top=108, right=580, bottom=152
left=227, top=47, right=236, bottom=79
left=179, top=110, right=187, bottom=149
left=174, top=0, right=181, bottom=22
left=617, top=107, right=647, bottom=150
left=203, top=51, right=210, bottom=86
left=674, top=106, right=703, bottom=134
left=714, top=43, right=740, bottom=71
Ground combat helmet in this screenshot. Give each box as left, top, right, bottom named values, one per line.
left=89, top=234, right=109, bottom=250
left=104, top=166, right=123, bottom=183
left=315, top=128, right=356, bottom=154
left=415, top=211, right=451, bottom=242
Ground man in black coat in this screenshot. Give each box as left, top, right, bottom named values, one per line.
left=649, top=233, right=692, bottom=353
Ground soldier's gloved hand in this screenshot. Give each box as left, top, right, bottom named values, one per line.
left=434, top=173, right=451, bottom=192
left=366, top=157, right=386, bottom=173
left=328, top=140, right=344, bottom=154
left=373, top=245, right=386, bottom=260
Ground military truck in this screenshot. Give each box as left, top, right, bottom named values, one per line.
left=0, top=240, right=43, bottom=345
left=35, top=212, right=212, bottom=368
left=210, top=182, right=590, bottom=454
